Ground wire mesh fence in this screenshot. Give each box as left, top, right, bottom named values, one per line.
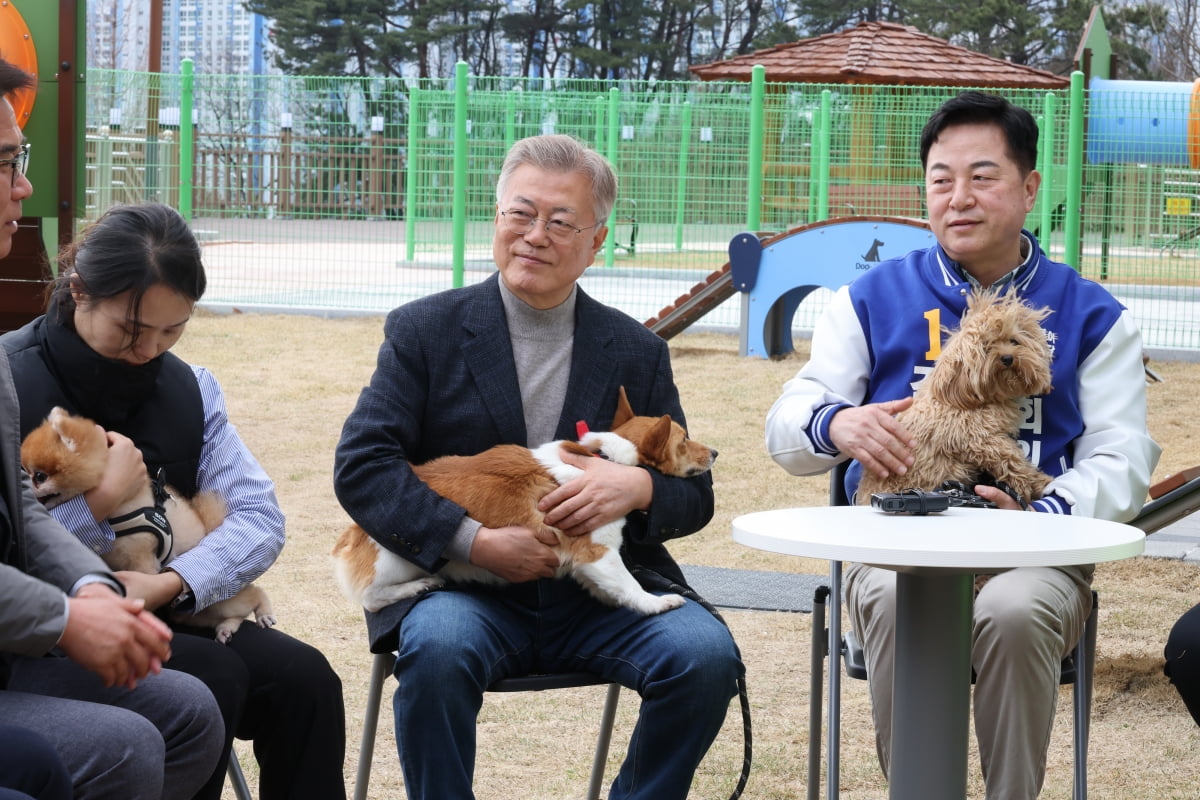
left=77, top=68, right=1200, bottom=355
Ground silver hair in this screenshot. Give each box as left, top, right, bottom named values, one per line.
left=495, top=134, right=617, bottom=225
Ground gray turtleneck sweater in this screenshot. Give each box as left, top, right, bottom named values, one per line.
left=444, top=275, right=577, bottom=561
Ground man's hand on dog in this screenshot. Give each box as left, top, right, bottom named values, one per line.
left=971, top=484, right=1026, bottom=511
left=469, top=525, right=561, bottom=583
left=830, top=398, right=916, bottom=479
left=539, top=449, right=653, bottom=538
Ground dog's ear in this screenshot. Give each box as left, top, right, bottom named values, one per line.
left=925, top=331, right=988, bottom=409
left=47, top=407, right=87, bottom=453
left=638, top=415, right=674, bottom=467
left=612, top=386, right=635, bottom=429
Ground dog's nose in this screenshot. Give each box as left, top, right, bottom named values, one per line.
left=710, top=448, right=719, bottom=462
left=1000, top=354, right=1014, bottom=367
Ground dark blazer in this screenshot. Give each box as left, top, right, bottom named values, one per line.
left=334, top=274, right=714, bottom=652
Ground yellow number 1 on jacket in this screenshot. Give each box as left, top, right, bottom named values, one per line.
left=924, top=308, right=941, bottom=361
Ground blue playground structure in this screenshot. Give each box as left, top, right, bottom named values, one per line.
left=728, top=217, right=934, bottom=358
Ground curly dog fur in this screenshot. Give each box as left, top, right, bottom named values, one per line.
left=856, top=288, right=1054, bottom=506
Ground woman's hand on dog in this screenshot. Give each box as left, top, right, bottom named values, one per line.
left=469, top=525, right=561, bottom=583
left=829, top=398, right=917, bottom=480
left=84, top=430, right=149, bottom=522
left=538, top=450, right=652, bottom=538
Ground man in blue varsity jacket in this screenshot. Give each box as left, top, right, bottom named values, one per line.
left=766, top=91, right=1160, bottom=799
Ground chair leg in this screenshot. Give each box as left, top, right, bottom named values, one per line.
left=827, top=561, right=843, bottom=800
left=1073, top=591, right=1098, bottom=800
left=355, top=652, right=619, bottom=799
left=227, top=746, right=252, bottom=800
left=807, top=584, right=829, bottom=800
left=354, top=652, right=393, bottom=800
left=585, top=682, right=622, bottom=800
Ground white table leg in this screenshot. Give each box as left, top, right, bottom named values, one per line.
left=889, top=571, right=974, bottom=800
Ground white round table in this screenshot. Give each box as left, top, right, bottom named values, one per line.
left=732, top=505, right=1145, bottom=800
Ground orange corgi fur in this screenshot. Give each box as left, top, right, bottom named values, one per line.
left=21, top=406, right=275, bottom=643
left=332, top=387, right=717, bottom=615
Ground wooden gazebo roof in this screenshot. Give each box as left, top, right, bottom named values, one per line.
left=689, top=21, right=1070, bottom=89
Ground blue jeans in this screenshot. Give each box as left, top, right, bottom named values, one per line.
left=392, top=577, right=742, bottom=800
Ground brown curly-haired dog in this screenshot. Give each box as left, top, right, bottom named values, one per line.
left=856, top=288, right=1054, bottom=506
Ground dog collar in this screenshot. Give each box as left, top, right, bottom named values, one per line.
left=575, top=420, right=607, bottom=459
left=107, top=468, right=175, bottom=563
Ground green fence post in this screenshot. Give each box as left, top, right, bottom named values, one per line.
left=452, top=62, right=468, bottom=288
left=505, top=88, right=517, bottom=152
left=406, top=86, right=419, bottom=261
left=605, top=86, right=619, bottom=267
left=1065, top=71, right=1084, bottom=271
left=816, top=89, right=832, bottom=222
left=179, top=59, right=194, bottom=221
left=747, top=65, right=765, bottom=232
left=674, top=101, right=692, bottom=251
left=594, top=94, right=606, bottom=150
left=1039, top=92, right=1056, bottom=246
left=807, top=95, right=819, bottom=225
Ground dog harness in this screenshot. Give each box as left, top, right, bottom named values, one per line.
left=108, top=468, right=175, bottom=564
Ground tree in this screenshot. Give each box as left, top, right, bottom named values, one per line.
left=1105, top=2, right=1171, bottom=80
left=907, top=0, right=1093, bottom=72
left=498, top=0, right=569, bottom=77
left=794, top=0, right=1093, bottom=73
left=245, top=0, right=503, bottom=79
left=243, top=0, right=1199, bottom=83
left=1134, top=0, right=1200, bottom=81
left=795, top=0, right=910, bottom=35
left=244, top=0, right=401, bottom=77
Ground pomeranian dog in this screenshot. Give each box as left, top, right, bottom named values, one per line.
left=21, top=407, right=275, bottom=643
left=332, top=387, right=717, bottom=616
left=856, top=288, right=1055, bottom=506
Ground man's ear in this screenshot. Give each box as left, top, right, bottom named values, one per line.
left=588, top=224, right=608, bottom=261
left=1023, top=169, right=1041, bottom=213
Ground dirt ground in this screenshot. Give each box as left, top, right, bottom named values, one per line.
left=175, top=312, right=1200, bottom=799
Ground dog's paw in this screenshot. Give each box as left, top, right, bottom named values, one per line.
left=362, top=576, right=445, bottom=613
left=632, top=592, right=687, bottom=615
left=256, top=614, right=278, bottom=629
left=214, top=621, right=242, bottom=645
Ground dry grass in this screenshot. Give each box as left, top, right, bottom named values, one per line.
left=181, top=311, right=1200, bottom=800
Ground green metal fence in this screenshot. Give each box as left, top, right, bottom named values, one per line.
left=77, top=65, right=1200, bottom=356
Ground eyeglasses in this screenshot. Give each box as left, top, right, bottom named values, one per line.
left=499, top=209, right=600, bottom=244
left=0, top=143, right=29, bottom=188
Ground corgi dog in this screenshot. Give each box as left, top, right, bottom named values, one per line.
left=21, top=406, right=276, bottom=643
left=332, top=387, right=717, bottom=616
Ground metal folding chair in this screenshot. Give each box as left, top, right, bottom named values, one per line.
left=353, top=651, right=622, bottom=800
left=227, top=747, right=251, bottom=800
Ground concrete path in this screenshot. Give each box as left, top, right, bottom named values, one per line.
left=1146, top=513, right=1200, bottom=561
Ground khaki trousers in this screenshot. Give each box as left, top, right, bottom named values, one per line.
left=844, top=561, right=1093, bottom=800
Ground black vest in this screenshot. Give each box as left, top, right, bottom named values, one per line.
left=1, top=315, right=204, bottom=498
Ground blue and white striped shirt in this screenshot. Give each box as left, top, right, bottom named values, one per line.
left=50, top=366, right=285, bottom=610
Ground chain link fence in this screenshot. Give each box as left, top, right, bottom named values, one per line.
left=79, top=68, right=1200, bottom=356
